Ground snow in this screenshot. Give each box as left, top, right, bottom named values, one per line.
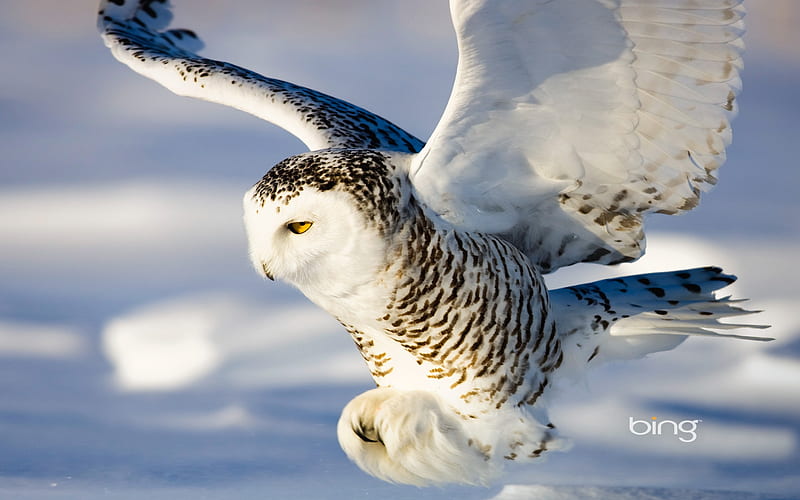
left=1, top=1, right=799, bottom=499
left=102, top=292, right=359, bottom=391
left=490, top=484, right=783, bottom=500
left=0, top=321, right=87, bottom=359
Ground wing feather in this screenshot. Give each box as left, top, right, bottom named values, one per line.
left=410, top=0, right=745, bottom=273
left=98, top=0, right=423, bottom=153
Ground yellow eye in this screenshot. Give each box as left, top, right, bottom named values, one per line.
left=287, top=221, right=313, bottom=234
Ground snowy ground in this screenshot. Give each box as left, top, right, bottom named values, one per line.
left=1, top=1, right=799, bottom=499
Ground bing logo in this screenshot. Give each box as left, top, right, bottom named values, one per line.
left=628, top=416, right=701, bottom=443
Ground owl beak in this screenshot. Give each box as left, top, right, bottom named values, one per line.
left=261, top=262, right=275, bottom=281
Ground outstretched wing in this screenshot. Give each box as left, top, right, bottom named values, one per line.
left=98, top=0, right=424, bottom=153
left=410, top=0, right=744, bottom=273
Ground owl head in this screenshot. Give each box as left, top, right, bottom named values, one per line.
left=243, top=149, right=411, bottom=308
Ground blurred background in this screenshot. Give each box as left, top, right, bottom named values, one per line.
left=0, top=1, right=798, bottom=499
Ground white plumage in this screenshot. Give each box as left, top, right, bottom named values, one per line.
left=413, top=0, right=745, bottom=272
left=99, top=0, right=768, bottom=486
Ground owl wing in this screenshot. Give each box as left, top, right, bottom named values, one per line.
left=410, top=0, right=744, bottom=273
left=98, top=0, right=424, bottom=153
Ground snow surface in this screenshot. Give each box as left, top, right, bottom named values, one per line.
left=1, top=1, right=799, bottom=499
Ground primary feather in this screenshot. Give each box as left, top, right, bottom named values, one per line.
left=98, top=0, right=423, bottom=152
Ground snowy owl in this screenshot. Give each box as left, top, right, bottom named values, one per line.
left=100, top=0, right=769, bottom=486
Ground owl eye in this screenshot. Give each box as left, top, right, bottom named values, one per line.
left=287, top=221, right=313, bottom=234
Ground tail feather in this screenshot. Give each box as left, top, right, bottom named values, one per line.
left=618, top=298, right=769, bottom=336
left=550, top=266, right=771, bottom=369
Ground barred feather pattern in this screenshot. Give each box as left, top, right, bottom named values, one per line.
left=346, top=196, right=562, bottom=415
left=334, top=181, right=566, bottom=482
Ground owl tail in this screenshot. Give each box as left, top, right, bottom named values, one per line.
left=549, top=266, right=771, bottom=370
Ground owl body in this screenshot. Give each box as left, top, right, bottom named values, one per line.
left=245, top=150, right=560, bottom=410
left=244, top=150, right=563, bottom=482
left=101, top=0, right=766, bottom=487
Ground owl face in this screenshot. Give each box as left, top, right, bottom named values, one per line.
left=242, top=184, right=389, bottom=309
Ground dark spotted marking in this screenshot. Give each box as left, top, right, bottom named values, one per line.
left=528, top=438, right=550, bottom=458
left=101, top=4, right=424, bottom=154
left=251, top=150, right=402, bottom=236
left=678, top=196, right=700, bottom=211
left=139, top=0, right=164, bottom=19
left=523, top=378, right=549, bottom=406
left=354, top=420, right=382, bottom=444
left=584, top=247, right=611, bottom=262
left=683, top=283, right=702, bottom=294
left=724, top=90, right=736, bottom=112
left=339, top=190, right=562, bottom=413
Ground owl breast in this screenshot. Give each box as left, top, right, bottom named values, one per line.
left=341, top=199, right=563, bottom=416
